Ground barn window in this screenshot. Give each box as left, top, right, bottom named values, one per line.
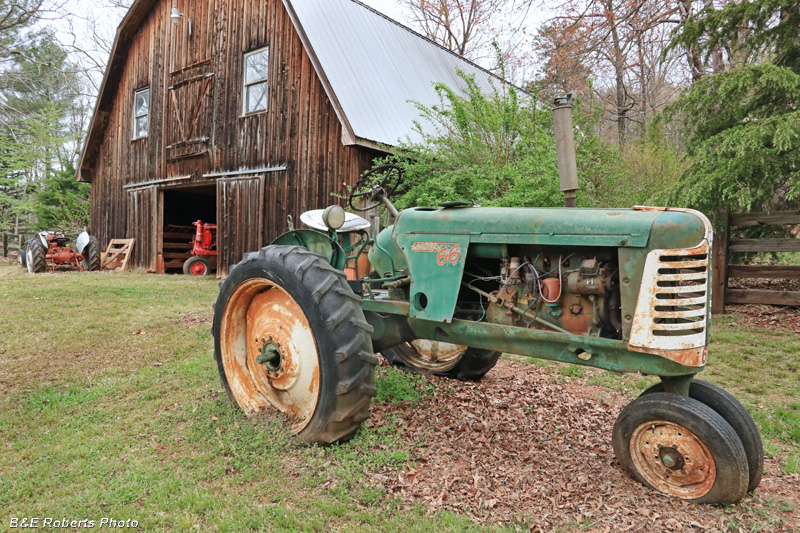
left=243, top=47, right=269, bottom=114
left=132, top=88, right=150, bottom=139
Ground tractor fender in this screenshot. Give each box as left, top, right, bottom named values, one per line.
left=36, top=232, right=48, bottom=248
left=269, top=229, right=347, bottom=270
left=75, top=231, right=91, bottom=254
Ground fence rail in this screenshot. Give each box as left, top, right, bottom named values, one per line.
left=712, top=210, right=800, bottom=313
left=2, top=233, right=30, bottom=259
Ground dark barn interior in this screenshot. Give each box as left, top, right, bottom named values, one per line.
left=161, top=185, right=216, bottom=272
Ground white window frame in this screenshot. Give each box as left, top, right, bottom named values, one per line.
left=132, top=87, right=150, bottom=140
left=243, top=47, right=269, bottom=115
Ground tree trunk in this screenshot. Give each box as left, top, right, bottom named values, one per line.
left=609, top=16, right=627, bottom=143
left=678, top=0, right=703, bottom=82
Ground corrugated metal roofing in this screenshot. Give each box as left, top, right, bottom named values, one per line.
left=285, top=0, right=502, bottom=148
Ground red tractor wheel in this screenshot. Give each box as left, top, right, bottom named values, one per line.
left=184, top=256, right=211, bottom=276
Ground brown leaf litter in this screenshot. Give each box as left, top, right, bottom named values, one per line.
left=362, top=359, right=799, bottom=532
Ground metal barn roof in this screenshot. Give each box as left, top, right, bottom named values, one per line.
left=284, top=0, right=502, bottom=148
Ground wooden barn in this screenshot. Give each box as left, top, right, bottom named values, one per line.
left=78, top=0, right=500, bottom=274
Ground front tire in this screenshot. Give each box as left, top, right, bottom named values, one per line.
left=213, top=246, right=378, bottom=444
left=613, top=392, right=749, bottom=504
left=640, top=379, right=763, bottom=493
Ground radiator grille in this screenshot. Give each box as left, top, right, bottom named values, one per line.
left=629, top=245, right=710, bottom=351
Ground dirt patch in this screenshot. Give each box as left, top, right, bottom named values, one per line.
left=367, top=359, right=800, bottom=531
left=179, top=312, right=211, bottom=327
left=722, top=304, right=800, bottom=335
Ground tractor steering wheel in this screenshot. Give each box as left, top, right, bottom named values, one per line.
left=348, top=164, right=404, bottom=212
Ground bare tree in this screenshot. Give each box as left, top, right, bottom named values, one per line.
left=399, top=0, right=506, bottom=59
left=0, top=0, right=44, bottom=35
left=538, top=0, right=687, bottom=143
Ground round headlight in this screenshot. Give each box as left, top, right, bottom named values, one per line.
left=322, top=205, right=346, bottom=231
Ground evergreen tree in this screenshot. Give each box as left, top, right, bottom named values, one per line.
left=662, top=1, right=800, bottom=217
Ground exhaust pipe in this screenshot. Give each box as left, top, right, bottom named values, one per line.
left=553, top=93, right=579, bottom=208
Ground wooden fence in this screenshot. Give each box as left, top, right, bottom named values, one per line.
left=712, top=210, right=800, bottom=313
left=2, top=233, right=30, bottom=259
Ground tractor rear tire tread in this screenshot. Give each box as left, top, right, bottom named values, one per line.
left=214, top=245, right=376, bottom=444
left=27, top=237, right=47, bottom=273
left=83, top=236, right=101, bottom=271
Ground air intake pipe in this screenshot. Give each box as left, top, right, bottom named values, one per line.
left=553, top=93, right=579, bottom=207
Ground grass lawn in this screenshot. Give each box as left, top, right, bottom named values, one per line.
left=1, top=262, right=798, bottom=531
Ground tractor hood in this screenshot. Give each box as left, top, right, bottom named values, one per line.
left=393, top=206, right=706, bottom=250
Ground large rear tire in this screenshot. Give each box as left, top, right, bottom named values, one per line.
left=382, top=342, right=501, bottom=380
left=18, top=243, right=28, bottom=269
left=613, top=392, right=749, bottom=504
left=26, top=237, right=47, bottom=273
left=213, top=245, right=378, bottom=444
left=640, top=379, right=763, bottom=493
left=82, top=236, right=101, bottom=271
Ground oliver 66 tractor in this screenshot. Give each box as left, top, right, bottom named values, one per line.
left=212, top=165, right=763, bottom=505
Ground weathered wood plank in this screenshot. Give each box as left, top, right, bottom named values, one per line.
left=728, top=238, right=800, bottom=253
left=726, top=289, right=800, bottom=306
left=711, top=212, right=729, bottom=314
left=730, top=210, right=800, bottom=228
left=727, top=265, right=800, bottom=279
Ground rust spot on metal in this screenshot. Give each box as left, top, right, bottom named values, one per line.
left=630, top=420, right=716, bottom=500
left=308, top=369, right=319, bottom=394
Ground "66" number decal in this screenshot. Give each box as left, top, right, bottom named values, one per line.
left=436, top=245, right=462, bottom=266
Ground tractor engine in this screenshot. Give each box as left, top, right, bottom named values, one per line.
left=481, top=254, right=621, bottom=338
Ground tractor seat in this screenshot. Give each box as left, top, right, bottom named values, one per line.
left=300, top=209, right=371, bottom=233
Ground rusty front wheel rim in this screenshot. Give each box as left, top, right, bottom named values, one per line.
left=630, top=420, right=716, bottom=499
left=220, top=278, right=320, bottom=433
left=393, top=340, right=467, bottom=372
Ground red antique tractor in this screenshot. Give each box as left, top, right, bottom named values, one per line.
left=184, top=220, right=217, bottom=276
left=25, top=230, right=101, bottom=273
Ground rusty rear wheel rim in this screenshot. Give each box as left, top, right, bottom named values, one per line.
left=394, top=340, right=467, bottom=372
left=630, top=420, right=716, bottom=499
left=220, top=278, right=320, bottom=433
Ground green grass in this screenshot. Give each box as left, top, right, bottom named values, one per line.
left=0, top=264, right=506, bottom=532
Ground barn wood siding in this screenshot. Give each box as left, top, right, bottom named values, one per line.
left=88, top=0, right=380, bottom=271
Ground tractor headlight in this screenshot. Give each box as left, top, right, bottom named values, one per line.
left=322, top=205, right=346, bottom=231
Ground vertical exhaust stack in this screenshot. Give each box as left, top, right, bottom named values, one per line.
left=553, top=93, right=579, bottom=208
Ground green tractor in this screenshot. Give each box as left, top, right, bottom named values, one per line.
left=212, top=164, right=762, bottom=505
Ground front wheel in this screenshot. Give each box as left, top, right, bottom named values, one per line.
left=213, top=246, right=378, bottom=444
left=640, top=379, right=763, bottom=493
left=184, top=256, right=212, bottom=276
left=613, top=392, right=749, bottom=504
left=382, top=341, right=501, bottom=380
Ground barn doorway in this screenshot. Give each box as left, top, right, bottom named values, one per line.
left=159, top=184, right=216, bottom=274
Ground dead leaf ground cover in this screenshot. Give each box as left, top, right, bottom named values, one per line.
left=1, top=263, right=798, bottom=531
